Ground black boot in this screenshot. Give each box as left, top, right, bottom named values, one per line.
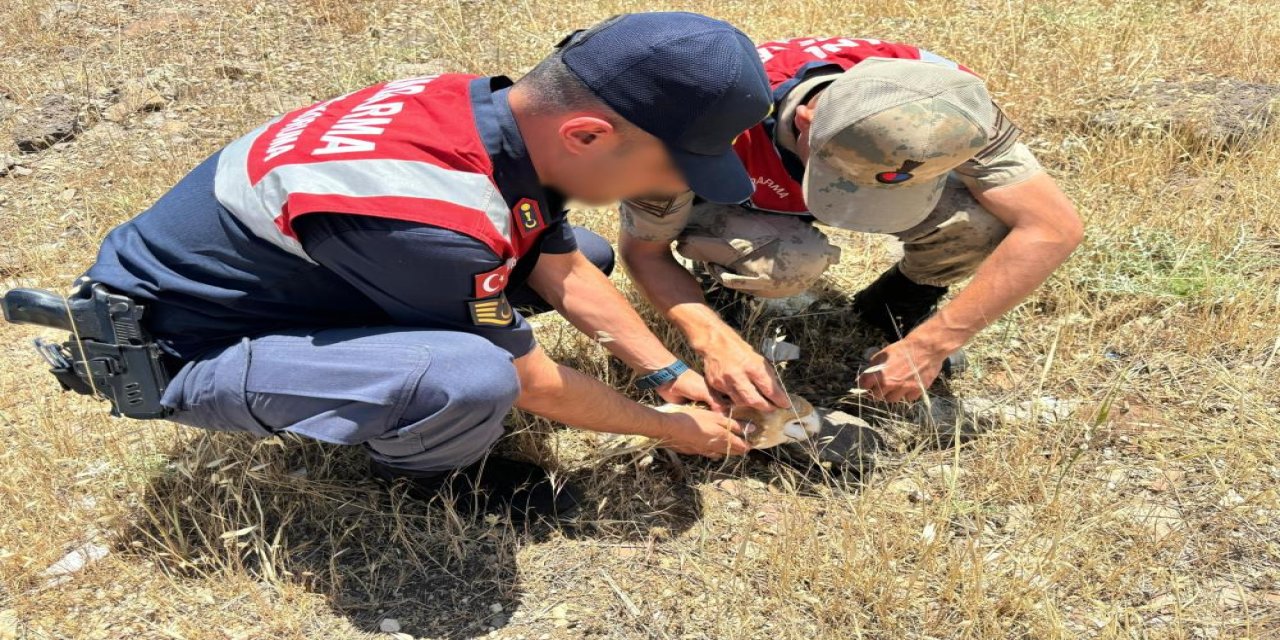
left=370, top=456, right=582, bottom=524
left=853, top=265, right=968, bottom=377
left=852, top=265, right=948, bottom=342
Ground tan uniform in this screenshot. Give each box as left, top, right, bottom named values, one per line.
left=621, top=58, right=1044, bottom=297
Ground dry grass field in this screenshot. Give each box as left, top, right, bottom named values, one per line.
left=2, top=0, right=1279, bottom=638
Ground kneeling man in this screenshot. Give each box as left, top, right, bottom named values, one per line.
left=620, top=37, right=1083, bottom=407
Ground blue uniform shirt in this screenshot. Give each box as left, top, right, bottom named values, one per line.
left=86, top=80, right=574, bottom=360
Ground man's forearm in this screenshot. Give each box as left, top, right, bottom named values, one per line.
left=619, top=239, right=791, bottom=410
left=910, top=225, right=1078, bottom=354
left=910, top=174, right=1083, bottom=355
left=530, top=251, right=680, bottom=372
left=621, top=245, right=746, bottom=356
left=514, top=346, right=670, bottom=438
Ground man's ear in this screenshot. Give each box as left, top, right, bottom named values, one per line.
left=794, top=103, right=815, bottom=135
left=559, top=116, right=616, bottom=155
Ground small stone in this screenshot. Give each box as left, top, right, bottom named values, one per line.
left=13, top=94, right=81, bottom=152
left=1147, top=469, right=1185, bottom=493
left=550, top=603, right=570, bottom=627
left=215, top=63, right=264, bottom=81
left=925, top=464, right=966, bottom=484
left=43, top=541, right=109, bottom=577
left=1214, top=584, right=1254, bottom=609
left=1147, top=593, right=1179, bottom=610
left=104, top=81, right=168, bottom=123
left=713, top=478, right=744, bottom=497
left=886, top=477, right=930, bottom=503
left=12, top=166, right=33, bottom=177
left=379, top=618, right=400, bottom=633
left=1216, top=489, right=1245, bottom=508
left=920, top=522, right=938, bottom=543
left=488, top=603, right=503, bottom=613
left=1118, top=503, right=1183, bottom=541
left=759, top=336, right=800, bottom=363
left=0, top=608, right=19, bottom=640
left=1105, top=467, right=1129, bottom=490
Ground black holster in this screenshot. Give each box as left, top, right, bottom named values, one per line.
left=2, top=282, right=173, bottom=419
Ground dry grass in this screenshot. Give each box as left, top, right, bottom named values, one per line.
left=2, top=0, right=1280, bottom=638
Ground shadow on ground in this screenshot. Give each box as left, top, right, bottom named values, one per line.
left=118, top=428, right=704, bottom=639
left=114, top=276, right=986, bottom=638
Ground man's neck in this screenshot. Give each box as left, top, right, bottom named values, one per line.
left=507, top=84, right=554, bottom=187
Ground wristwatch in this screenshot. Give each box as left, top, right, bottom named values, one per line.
left=635, top=360, right=689, bottom=390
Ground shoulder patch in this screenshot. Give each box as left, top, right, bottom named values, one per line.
left=514, top=198, right=545, bottom=234
left=627, top=196, right=679, bottom=218
left=469, top=295, right=514, bottom=326
left=972, top=103, right=1022, bottom=165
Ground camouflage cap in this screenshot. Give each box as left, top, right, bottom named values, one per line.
left=803, top=58, right=1000, bottom=233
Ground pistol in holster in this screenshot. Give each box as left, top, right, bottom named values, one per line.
left=2, top=282, right=173, bottom=419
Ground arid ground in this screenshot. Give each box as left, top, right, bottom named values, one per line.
left=2, top=1, right=1279, bottom=638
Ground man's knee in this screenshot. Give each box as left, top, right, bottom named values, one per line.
left=675, top=204, right=840, bottom=298
left=368, top=333, right=519, bottom=473
left=896, top=180, right=1010, bottom=287
left=401, top=333, right=518, bottom=426
left=572, top=227, right=616, bottom=277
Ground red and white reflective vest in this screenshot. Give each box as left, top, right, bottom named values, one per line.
left=214, top=74, right=546, bottom=268
left=733, top=37, right=968, bottom=214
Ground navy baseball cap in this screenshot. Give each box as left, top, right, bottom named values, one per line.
left=557, top=12, right=771, bottom=204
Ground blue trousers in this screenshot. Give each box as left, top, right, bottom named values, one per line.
left=160, top=229, right=615, bottom=474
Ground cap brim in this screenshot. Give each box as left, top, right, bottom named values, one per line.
left=669, top=146, right=754, bottom=205
left=802, top=155, right=946, bottom=234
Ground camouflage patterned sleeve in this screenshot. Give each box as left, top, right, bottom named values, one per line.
left=619, top=190, right=696, bottom=243
left=953, top=102, right=1044, bottom=193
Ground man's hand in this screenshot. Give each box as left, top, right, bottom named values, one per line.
left=699, top=330, right=791, bottom=411
left=620, top=232, right=790, bottom=412
left=516, top=346, right=742, bottom=452
left=655, top=369, right=728, bottom=412
left=857, top=338, right=947, bottom=403
left=657, top=407, right=751, bottom=458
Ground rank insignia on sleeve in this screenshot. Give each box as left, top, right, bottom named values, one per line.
left=469, top=295, right=515, bottom=327
left=514, top=198, right=544, bottom=234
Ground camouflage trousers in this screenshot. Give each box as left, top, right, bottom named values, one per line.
left=676, top=177, right=1010, bottom=298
